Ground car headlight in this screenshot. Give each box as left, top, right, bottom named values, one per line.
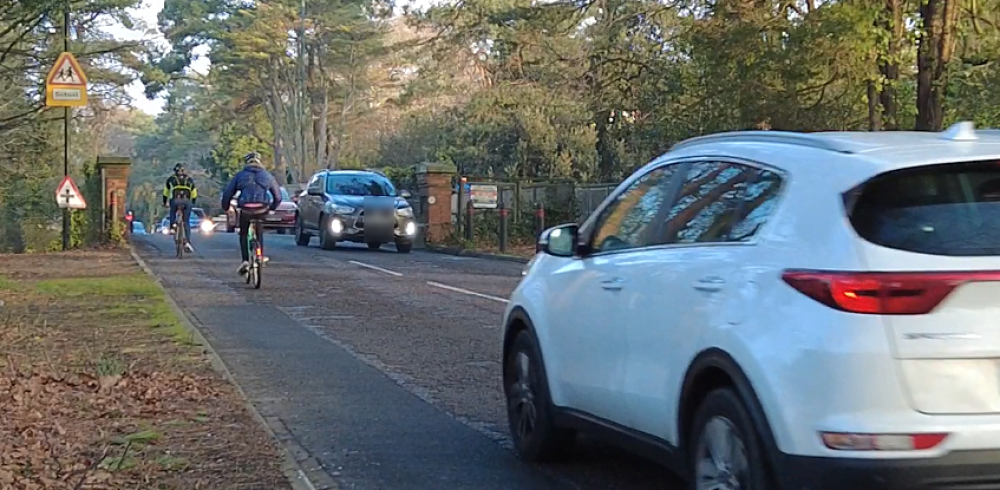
left=200, top=220, right=214, bottom=233
left=396, top=207, right=414, bottom=217
left=331, top=205, right=355, bottom=214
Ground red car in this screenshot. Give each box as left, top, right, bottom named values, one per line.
left=226, top=187, right=297, bottom=234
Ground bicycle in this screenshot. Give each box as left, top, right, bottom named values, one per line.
left=242, top=207, right=266, bottom=289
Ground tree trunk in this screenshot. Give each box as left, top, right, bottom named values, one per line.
left=314, top=48, right=329, bottom=170
left=877, top=0, right=903, bottom=130
left=329, top=45, right=359, bottom=170
left=274, top=135, right=286, bottom=183
left=915, top=0, right=960, bottom=131
left=867, top=79, right=882, bottom=131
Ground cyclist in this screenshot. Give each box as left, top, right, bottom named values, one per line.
left=162, top=163, right=197, bottom=252
left=220, top=151, right=282, bottom=275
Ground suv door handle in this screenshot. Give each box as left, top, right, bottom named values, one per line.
left=693, top=276, right=725, bottom=292
left=601, top=278, right=624, bottom=291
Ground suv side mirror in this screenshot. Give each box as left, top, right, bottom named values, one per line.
left=400, top=189, right=412, bottom=199
left=537, top=224, right=579, bottom=257
left=307, top=188, right=323, bottom=196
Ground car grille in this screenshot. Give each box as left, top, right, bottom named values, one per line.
left=356, top=209, right=394, bottom=229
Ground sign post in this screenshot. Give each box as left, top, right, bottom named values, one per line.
left=45, top=4, right=88, bottom=250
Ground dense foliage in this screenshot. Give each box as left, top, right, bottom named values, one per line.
left=4, top=0, right=1000, bottom=249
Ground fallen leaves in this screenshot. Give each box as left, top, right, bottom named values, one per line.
left=0, top=251, right=290, bottom=490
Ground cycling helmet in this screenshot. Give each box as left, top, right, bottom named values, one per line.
left=173, top=163, right=185, bottom=173
left=243, top=151, right=262, bottom=166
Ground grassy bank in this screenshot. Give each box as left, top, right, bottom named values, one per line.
left=0, top=250, right=291, bottom=489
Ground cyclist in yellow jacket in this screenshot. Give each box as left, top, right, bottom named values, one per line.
left=162, top=163, right=198, bottom=253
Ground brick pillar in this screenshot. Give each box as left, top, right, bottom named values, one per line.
left=97, top=156, right=132, bottom=238
left=415, top=162, right=456, bottom=244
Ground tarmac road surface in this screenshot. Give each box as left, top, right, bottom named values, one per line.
left=134, top=230, right=682, bottom=490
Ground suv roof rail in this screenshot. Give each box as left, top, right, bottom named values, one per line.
left=364, top=168, right=387, bottom=177
left=670, top=130, right=856, bottom=154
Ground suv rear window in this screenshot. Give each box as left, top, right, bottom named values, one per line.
left=848, top=161, right=1000, bottom=256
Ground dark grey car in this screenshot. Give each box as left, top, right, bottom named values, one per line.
left=294, top=170, right=417, bottom=253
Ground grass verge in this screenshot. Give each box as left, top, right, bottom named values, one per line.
left=0, top=250, right=291, bottom=489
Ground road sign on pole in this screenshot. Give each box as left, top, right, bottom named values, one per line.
left=45, top=52, right=88, bottom=107
left=55, top=176, right=87, bottom=209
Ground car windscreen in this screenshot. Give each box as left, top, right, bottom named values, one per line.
left=191, top=208, right=205, bottom=219
left=848, top=160, right=1000, bottom=256
left=266, top=188, right=291, bottom=201
left=325, top=174, right=397, bottom=197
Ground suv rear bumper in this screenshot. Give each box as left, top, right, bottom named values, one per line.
left=779, top=450, right=1000, bottom=489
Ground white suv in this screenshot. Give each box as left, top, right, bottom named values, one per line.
left=501, top=122, right=1000, bottom=490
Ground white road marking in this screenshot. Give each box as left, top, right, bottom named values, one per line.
left=348, top=260, right=403, bottom=276
left=426, top=281, right=509, bottom=303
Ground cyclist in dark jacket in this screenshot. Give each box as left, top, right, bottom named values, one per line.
left=220, top=151, right=282, bottom=275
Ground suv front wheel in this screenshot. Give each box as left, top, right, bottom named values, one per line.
left=689, top=388, right=773, bottom=490
left=294, top=216, right=310, bottom=247
left=319, top=216, right=338, bottom=250
left=503, top=330, right=575, bottom=461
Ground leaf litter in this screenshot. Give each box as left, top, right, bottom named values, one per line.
left=0, top=250, right=291, bottom=490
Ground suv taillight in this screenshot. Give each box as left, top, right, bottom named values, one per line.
left=781, top=269, right=1000, bottom=315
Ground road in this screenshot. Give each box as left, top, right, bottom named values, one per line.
left=133, top=229, right=681, bottom=490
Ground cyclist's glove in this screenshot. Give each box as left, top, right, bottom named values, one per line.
left=162, top=196, right=167, bottom=206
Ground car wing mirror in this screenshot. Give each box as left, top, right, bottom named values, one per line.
left=537, top=223, right=579, bottom=257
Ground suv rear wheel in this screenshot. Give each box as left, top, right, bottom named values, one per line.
left=689, top=388, right=772, bottom=490
left=503, top=330, right=575, bottom=461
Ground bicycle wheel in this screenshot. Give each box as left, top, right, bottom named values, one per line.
left=245, top=241, right=254, bottom=285
left=175, top=223, right=185, bottom=259
left=251, top=258, right=262, bottom=289
left=253, top=220, right=263, bottom=289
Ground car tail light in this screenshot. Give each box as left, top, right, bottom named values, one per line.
left=821, top=432, right=948, bottom=451
left=781, top=269, right=1000, bottom=315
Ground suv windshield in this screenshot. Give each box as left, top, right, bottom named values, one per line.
left=849, top=160, right=1000, bottom=256
left=191, top=208, right=206, bottom=219
left=326, top=173, right=396, bottom=197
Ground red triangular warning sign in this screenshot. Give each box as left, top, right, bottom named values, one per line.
left=45, top=52, right=87, bottom=87
left=55, top=176, right=87, bottom=209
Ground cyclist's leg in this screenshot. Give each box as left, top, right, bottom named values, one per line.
left=255, top=218, right=269, bottom=262
left=168, top=199, right=178, bottom=229
left=237, top=208, right=251, bottom=271
left=180, top=202, right=192, bottom=241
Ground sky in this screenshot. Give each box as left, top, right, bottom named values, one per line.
left=108, top=0, right=436, bottom=116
